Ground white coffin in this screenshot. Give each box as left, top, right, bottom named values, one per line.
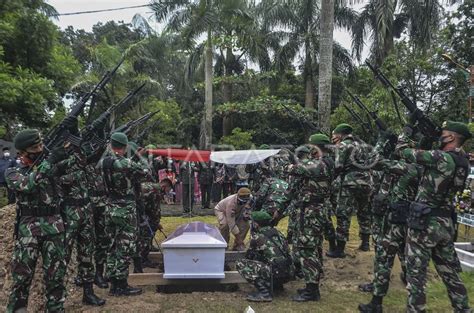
left=161, top=221, right=227, bottom=279
left=455, top=242, right=474, bottom=272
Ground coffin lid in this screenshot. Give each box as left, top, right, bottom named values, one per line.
left=161, top=221, right=227, bottom=248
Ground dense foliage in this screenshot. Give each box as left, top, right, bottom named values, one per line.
left=0, top=1, right=471, bottom=148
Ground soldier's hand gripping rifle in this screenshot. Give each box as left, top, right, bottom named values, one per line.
left=365, top=61, right=442, bottom=143
left=82, top=82, right=146, bottom=152
left=29, top=57, right=124, bottom=171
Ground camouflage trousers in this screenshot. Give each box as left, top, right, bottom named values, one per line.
left=292, top=245, right=323, bottom=285
left=322, top=205, right=336, bottom=242
left=373, top=222, right=407, bottom=297
left=406, top=217, right=469, bottom=312
left=63, top=204, right=95, bottom=283
left=7, top=233, right=67, bottom=313
left=335, top=186, right=371, bottom=242
left=92, top=202, right=108, bottom=266
left=105, top=202, right=138, bottom=280
left=136, top=200, right=161, bottom=260
left=236, top=259, right=271, bottom=283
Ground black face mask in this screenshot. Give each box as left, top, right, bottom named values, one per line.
left=438, top=135, right=452, bottom=149
left=26, top=151, right=42, bottom=162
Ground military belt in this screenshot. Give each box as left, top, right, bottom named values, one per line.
left=62, top=198, right=88, bottom=207
left=19, top=206, right=61, bottom=217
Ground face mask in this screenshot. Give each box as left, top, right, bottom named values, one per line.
left=26, top=151, right=42, bottom=162
left=438, top=135, right=452, bottom=149
left=237, top=197, right=249, bottom=205
left=3, top=152, right=10, bottom=158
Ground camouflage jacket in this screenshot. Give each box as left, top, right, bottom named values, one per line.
left=5, top=161, right=65, bottom=237
left=376, top=159, right=420, bottom=203
left=87, top=165, right=108, bottom=207
left=98, top=153, right=149, bottom=203
left=401, top=146, right=469, bottom=212
left=291, top=155, right=334, bottom=204
left=57, top=152, right=89, bottom=203
left=254, top=176, right=288, bottom=214
left=334, top=135, right=372, bottom=188
left=248, top=225, right=294, bottom=276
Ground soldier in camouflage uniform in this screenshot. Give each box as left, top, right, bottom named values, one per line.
left=289, top=133, right=334, bottom=302
left=56, top=144, right=105, bottom=306
left=236, top=211, right=294, bottom=302
left=98, top=132, right=148, bottom=296
left=396, top=121, right=471, bottom=313
left=88, top=166, right=110, bottom=289
left=6, top=128, right=70, bottom=312
left=328, top=123, right=372, bottom=258
left=253, top=162, right=288, bottom=224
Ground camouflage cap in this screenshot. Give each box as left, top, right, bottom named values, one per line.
left=295, top=145, right=310, bottom=154
left=259, top=144, right=270, bottom=149
left=251, top=211, right=272, bottom=223
left=308, top=133, right=330, bottom=145
left=442, top=121, right=472, bottom=140
left=333, top=123, right=353, bottom=135
left=237, top=187, right=251, bottom=199
left=111, top=132, right=128, bottom=147
left=14, top=129, right=42, bottom=151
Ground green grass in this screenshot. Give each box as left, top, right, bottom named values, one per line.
left=153, top=215, right=474, bottom=312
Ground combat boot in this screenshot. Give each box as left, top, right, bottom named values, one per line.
left=94, top=263, right=109, bottom=289
left=327, top=240, right=346, bottom=258
left=246, top=280, right=272, bottom=302
left=133, top=257, right=144, bottom=273
left=82, top=282, right=106, bottom=306
left=326, top=238, right=337, bottom=257
left=358, top=282, right=374, bottom=292
left=119, top=279, right=143, bottom=296
left=358, top=296, right=383, bottom=312
left=142, top=257, right=158, bottom=269
left=292, top=283, right=320, bottom=302
left=359, top=234, right=370, bottom=251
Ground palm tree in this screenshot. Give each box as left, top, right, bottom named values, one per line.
left=258, top=0, right=357, bottom=109
left=351, top=0, right=444, bottom=66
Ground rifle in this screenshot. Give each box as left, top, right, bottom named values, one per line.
left=29, top=57, right=124, bottom=171
left=114, top=110, right=160, bottom=136
left=279, top=102, right=323, bottom=134
left=82, top=82, right=146, bottom=150
left=135, top=118, right=160, bottom=146
left=342, top=103, right=371, bottom=133
left=346, top=90, right=387, bottom=132
left=365, top=61, right=441, bottom=141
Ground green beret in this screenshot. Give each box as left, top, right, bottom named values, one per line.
left=111, top=132, right=128, bottom=148
left=259, top=144, right=270, bottom=150
left=251, top=211, right=272, bottom=223
left=14, top=129, right=42, bottom=151
left=308, top=133, right=330, bottom=145
left=145, top=144, right=157, bottom=150
left=442, top=121, right=472, bottom=140
left=295, top=145, right=310, bottom=154
left=333, top=123, right=353, bottom=135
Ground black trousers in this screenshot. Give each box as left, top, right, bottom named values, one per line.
left=182, top=184, right=194, bottom=212
left=200, top=183, right=212, bottom=208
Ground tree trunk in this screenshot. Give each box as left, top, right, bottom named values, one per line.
left=318, top=0, right=335, bottom=134
left=201, top=29, right=213, bottom=149
left=304, top=39, right=314, bottom=109
left=222, top=47, right=234, bottom=136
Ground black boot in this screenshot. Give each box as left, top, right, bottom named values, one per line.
left=292, top=283, right=320, bottom=302
left=133, top=257, right=144, bottom=273
left=359, top=234, right=370, bottom=251
left=358, top=282, right=374, bottom=292
left=74, top=276, right=83, bottom=287
left=327, top=238, right=337, bottom=256
left=246, top=280, right=272, bottom=302
left=358, top=296, right=383, bottom=312
left=142, top=257, right=158, bottom=269
left=82, top=282, right=106, bottom=306
left=94, top=263, right=109, bottom=289
left=109, top=278, right=142, bottom=296
left=327, top=240, right=346, bottom=258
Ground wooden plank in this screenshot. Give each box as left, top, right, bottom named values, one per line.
left=148, top=251, right=245, bottom=263
left=128, top=271, right=246, bottom=286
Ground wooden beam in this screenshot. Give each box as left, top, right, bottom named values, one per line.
left=128, top=271, right=246, bottom=286
left=148, top=251, right=245, bottom=263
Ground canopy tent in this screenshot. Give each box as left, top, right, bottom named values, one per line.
left=147, top=148, right=280, bottom=164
